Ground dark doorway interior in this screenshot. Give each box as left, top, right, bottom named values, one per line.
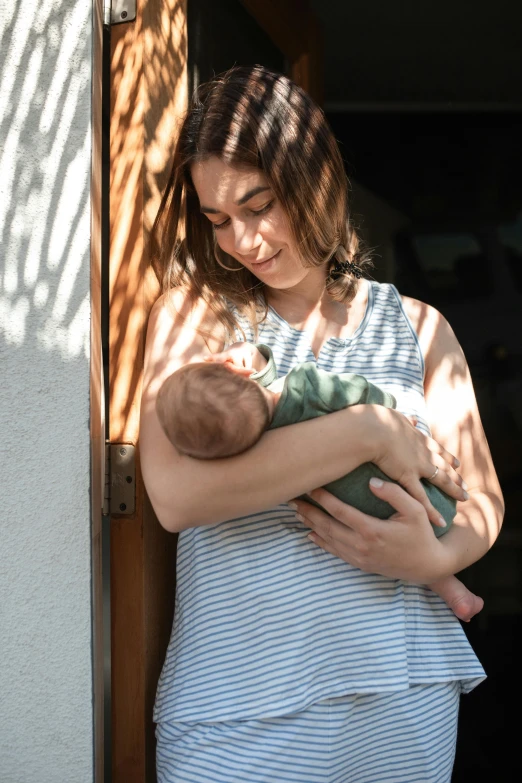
left=187, top=0, right=286, bottom=97
left=328, top=109, right=522, bottom=781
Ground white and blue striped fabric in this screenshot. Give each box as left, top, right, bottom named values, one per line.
left=156, top=681, right=460, bottom=783
left=154, top=281, right=485, bottom=731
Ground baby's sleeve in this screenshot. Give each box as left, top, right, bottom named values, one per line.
left=250, top=344, right=279, bottom=387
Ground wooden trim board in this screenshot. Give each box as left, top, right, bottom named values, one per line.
left=109, top=3, right=187, bottom=780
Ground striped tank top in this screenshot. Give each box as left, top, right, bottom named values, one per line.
left=154, top=281, right=485, bottom=724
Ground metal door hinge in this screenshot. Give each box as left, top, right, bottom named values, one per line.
left=103, top=442, right=136, bottom=516
left=103, top=1, right=136, bottom=26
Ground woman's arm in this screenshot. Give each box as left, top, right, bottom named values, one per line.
left=409, top=297, right=504, bottom=573
left=141, top=291, right=466, bottom=533
left=294, top=299, right=504, bottom=583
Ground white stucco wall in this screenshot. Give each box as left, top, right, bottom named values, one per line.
left=0, top=2, right=94, bottom=781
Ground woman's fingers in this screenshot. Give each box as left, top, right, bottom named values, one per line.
left=367, top=477, right=441, bottom=527
left=424, top=452, right=469, bottom=502
left=409, top=490, right=445, bottom=528
left=303, top=484, right=435, bottom=534
left=427, top=437, right=460, bottom=470
left=300, top=489, right=366, bottom=534
left=305, top=530, right=330, bottom=552
left=372, top=474, right=446, bottom=529
left=370, top=409, right=463, bottom=499
left=292, top=494, right=364, bottom=556
left=293, top=486, right=444, bottom=582
left=294, top=505, right=357, bottom=565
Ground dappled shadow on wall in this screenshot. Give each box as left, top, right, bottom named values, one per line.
left=0, top=1, right=92, bottom=361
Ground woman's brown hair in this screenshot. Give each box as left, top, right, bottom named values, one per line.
left=151, top=65, right=371, bottom=339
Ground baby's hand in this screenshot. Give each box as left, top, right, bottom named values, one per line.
left=204, top=342, right=267, bottom=376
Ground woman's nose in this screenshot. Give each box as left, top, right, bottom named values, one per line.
left=231, top=220, right=261, bottom=256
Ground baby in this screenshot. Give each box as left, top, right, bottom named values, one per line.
left=157, top=342, right=483, bottom=622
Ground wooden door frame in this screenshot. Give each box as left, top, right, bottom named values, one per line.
left=108, top=3, right=322, bottom=781
left=91, top=1, right=104, bottom=781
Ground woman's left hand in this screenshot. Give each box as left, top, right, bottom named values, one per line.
left=293, top=479, right=448, bottom=583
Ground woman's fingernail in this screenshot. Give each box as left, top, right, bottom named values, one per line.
left=455, top=458, right=461, bottom=467
left=438, top=517, right=447, bottom=528
left=296, top=513, right=304, bottom=523
left=462, top=491, right=470, bottom=500
left=307, top=533, right=317, bottom=543
left=288, top=501, right=298, bottom=510
left=461, top=481, right=468, bottom=491
left=369, top=478, right=384, bottom=489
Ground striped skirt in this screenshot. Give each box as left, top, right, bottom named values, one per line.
left=156, top=682, right=460, bottom=783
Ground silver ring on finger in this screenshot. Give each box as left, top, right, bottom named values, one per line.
left=427, top=465, right=439, bottom=481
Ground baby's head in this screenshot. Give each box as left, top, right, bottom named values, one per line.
left=157, top=362, right=273, bottom=459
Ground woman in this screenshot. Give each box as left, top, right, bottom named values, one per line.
left=140, top=66, right=503, bottom=782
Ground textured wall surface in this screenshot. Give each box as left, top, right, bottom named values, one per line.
left=0, top=2, right=94, bottom=781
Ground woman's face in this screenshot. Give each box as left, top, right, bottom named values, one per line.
left=191, top=157, right=316, bottom=290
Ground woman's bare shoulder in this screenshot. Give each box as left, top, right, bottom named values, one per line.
left=400, top=294, right=454, bottom=359
left=400, top=294, right=466, bottom=389
left=144, top=287, right=226, bottom=393
left=148, top=286, right=222, bottom=332
left=400, top=294, right=441, bottom=331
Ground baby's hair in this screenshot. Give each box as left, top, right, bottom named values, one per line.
left=156, top=362, right=271, bottom=459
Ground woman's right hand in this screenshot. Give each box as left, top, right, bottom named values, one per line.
left=365, top=405, right=468, bottom=527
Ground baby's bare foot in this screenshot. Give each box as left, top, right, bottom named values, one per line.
left=446, top=592, right=484, bottom=623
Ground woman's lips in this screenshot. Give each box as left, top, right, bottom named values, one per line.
left=250, top=250, right=281, bottom=272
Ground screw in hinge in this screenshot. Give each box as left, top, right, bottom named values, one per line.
left=119, top=447, right=127, bottom=456
left=119, top=503, right=127, bottom=511
left=121, top=11, right=127, bottom=20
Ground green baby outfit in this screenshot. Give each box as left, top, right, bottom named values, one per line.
left=252, top=345, right=455, bottom=536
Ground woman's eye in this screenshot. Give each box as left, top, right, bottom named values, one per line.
left=212, top=200, right=273, bottom=229
left=213, top=218, right=230, bottom=230
left=251, top=200, right=274, bottom=216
